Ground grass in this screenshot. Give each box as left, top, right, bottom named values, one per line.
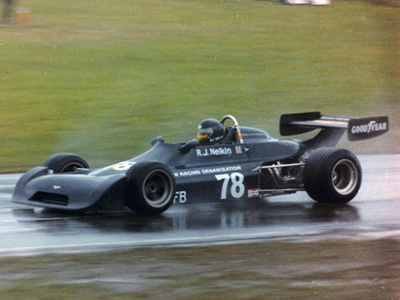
left=1, top=0, right=399, bottom=172
left=0, top=239, right=400, bottom=299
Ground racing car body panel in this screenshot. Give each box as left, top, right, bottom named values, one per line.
left=13, top=166, right=126, bottom=211
left=11, top=112, right=389, bottom=214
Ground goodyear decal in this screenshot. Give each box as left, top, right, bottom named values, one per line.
left=348, top=116, right=389, bottom=141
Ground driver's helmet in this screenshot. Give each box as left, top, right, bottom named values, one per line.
left=197, top=119, right=224, bottom=144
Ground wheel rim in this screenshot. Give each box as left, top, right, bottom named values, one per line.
left=142, top=169, right=173, bottom=208
left=60, top=162, right=86, bottom=173
left=331, top=159, right=359, bottom=195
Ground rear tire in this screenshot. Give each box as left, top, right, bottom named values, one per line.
left=44, top=153, right=89, bottom=173
left=303, top=148, right=362, bottom=204
left=125, top=162, right=176, bottom=215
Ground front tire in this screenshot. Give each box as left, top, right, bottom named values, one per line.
left=44, top=153, right=89, bottom=173
left=125, top=162, right=176, bottom=215
left=303, top=148, right=362, bottom=204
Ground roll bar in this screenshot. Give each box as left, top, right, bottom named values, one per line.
left=220, top=115, right=244, bottom=144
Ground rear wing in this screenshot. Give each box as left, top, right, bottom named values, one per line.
left=280, top=112, right=389, bottom=141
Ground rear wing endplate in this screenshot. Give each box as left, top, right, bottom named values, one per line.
left=280, top=112, right=389, bottom=141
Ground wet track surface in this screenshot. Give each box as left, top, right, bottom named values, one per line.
left=0, top=155, right=399, bottom=257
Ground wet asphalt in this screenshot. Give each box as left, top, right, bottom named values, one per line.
left=0, top=155, right=399, bottom=256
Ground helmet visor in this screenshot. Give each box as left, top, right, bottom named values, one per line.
left=197, top=132, right=210, bottom=141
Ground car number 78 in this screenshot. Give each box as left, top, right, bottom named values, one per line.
left=215, top=172, right=245, bottom=200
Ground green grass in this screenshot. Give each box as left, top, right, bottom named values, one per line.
left=1, top=240, right=400, bottom=299
left=1, top=0, right=399, bottom=172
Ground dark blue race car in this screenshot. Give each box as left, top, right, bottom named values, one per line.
left=12, top=112, right=389, bottom=215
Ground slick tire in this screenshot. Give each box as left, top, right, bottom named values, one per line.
left=125, top=162, right=176, bottom=215
left=303, top=148, right=362, bottom=204
left=44, top=153, right=89, bottom=173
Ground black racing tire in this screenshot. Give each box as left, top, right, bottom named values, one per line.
left=125, top=162, right=176, bottom=215
left=44, top=153, right=89, bottom=173
left=303, top=148, right=362, bottom=204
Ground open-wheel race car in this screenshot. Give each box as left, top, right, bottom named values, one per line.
left=12, top=112, right=389, bottom=215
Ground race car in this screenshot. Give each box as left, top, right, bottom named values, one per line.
left=12, top=112, right=389, bottom=215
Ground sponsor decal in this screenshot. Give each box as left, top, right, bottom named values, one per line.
left=202, top=166, right=242, bottom=175
left=196, top=147, right=232, bottom=157
left=348, top=116, right=389, bottom=141
left=247, top=189, right=260, bottom=198
left=351, top=121, right=387, bottom=134
left=174, top=166, right=242, bottom=178
left=174, top=170, right=201, bottom=178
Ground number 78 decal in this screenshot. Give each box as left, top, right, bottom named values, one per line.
left=215, top=172, right=245, bottom=200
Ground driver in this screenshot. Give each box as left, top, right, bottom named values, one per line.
left=197, top=119, right=224, bottom=145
